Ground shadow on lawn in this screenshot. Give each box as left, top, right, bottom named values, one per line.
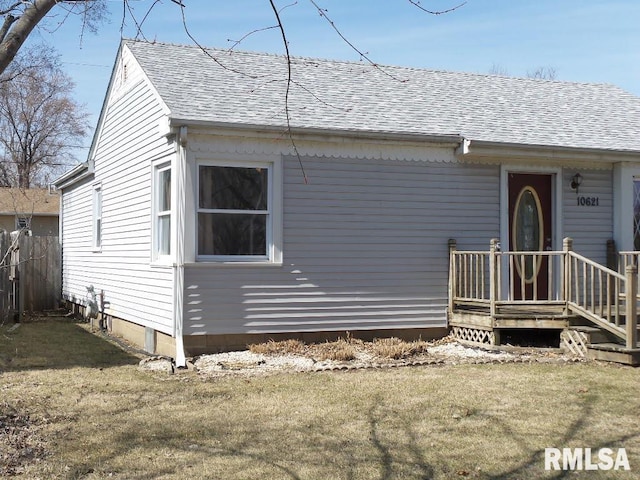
left=488, top=394, right=640, bottom=480
left=59, top=388, right=640, bottom=480
left=0, top=316, right=140, bottom=371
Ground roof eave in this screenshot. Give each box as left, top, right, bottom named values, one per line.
left=166, top=117, right=464, bottom=147
left=456, top=139, right=640, bottom=164
left=53, top=161, right=94, bottom=190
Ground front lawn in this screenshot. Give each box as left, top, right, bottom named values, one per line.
left=1, top=318, right=638, bottom=479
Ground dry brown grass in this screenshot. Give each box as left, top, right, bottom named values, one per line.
left=248, top=338, right=306, bottom=355
left=370, top=337, right=431, bottom=360
left=249, top=334, right=432, bottom=361
left=2, top=318, right=639, bottom=479
left=310, top=337, right=358, bottom=361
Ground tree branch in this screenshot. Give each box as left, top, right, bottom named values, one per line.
left=0, top=0, right=58, bottom=75
left=269, top=0, right=308, bottom=184
left=407, top=0, right=467, bottom=15
left=307, top=0, right=406, bottom=82
left=0, top=14, right=16, bottom=44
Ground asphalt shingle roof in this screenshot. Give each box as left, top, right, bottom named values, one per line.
left=125, top=39, right=640, bottom=153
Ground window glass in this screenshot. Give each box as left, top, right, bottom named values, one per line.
left=197, top=164, right=270, bottom=259
left=198, top=213, right=267, bottom=256
left=634, top=180, right=640, bottom=250
left=158, top=215, right=170, bottom=255
left=199, top=166, right=268, bottom=210
left=160, top=168, right=171, bottom=212
left=155, top=165, right=171, bottom=258
left=94, top=186, right=102, bottom=249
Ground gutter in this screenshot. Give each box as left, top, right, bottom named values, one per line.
left=456, top=139, right=640, bottom=164
left=165, top=116, right=464, bottom=147
left=53, top=161, right=95, bottom=190
left=172, top=125, right=187, bottom=368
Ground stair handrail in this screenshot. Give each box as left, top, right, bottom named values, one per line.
left=449, top=238, right=638, bottom=349
left=566, top=249, right=637, bottom=348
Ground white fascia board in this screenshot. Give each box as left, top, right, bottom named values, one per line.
left=456, top=139, right=640, bottom=166
left=53, top=161, right=94, bottom=190
left=166, top=117, right=464, bottom=147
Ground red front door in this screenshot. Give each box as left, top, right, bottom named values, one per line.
left=508, top=173, right=553, bottom=300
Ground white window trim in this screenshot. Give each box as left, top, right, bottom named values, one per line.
left=92, top=183, right=102, bottom=251
left=196, top=158, right=283, bottom=265
left=151, top=160, right=173, bottom=264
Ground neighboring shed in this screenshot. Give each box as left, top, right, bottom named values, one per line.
left=55, top=40, right=640, bottom=365
left=0, top=188, right=59, bottom=236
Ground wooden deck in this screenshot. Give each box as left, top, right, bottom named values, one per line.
left=448, top=238, right=640, bottom=362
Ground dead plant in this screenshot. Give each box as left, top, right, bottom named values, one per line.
left=370, top=337, right=430, bottom=360
left=248, top=338, right=306, bottom=356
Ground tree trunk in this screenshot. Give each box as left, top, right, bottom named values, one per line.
left=0, top=0, right=58, bottom=75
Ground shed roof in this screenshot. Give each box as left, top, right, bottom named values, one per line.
left=0, top=188, right=59, bottom=216
left=124, top=39, right=640, bottom=153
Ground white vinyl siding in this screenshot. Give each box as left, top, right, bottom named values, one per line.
left=183, top=154, right=500, bottom=336
left=563, top=167, right=614, bottom=265
left=60, top=53, right=175, bottom=335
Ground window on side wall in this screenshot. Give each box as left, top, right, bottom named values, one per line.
left=634, top=178, right=640, bottom=250
left=197, top=162, right=280, bottom=263
left=16, top=217, right=29, bottom=230
left=153, top=163, right=172, bottom=261
left=93, top=184, right=102, bottom=250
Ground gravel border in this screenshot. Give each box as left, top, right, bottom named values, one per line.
left=139, top=340, right=583, bottom=377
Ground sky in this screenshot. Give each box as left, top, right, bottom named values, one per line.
left=25, top=0, right=640, bottom=163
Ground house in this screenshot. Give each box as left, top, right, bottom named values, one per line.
left=0, top=187, right=59, bottom=236
left=54, top=39, right=640, bottom=365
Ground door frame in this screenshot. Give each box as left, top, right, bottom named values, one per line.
left=500, top=165, right=563, bottom=299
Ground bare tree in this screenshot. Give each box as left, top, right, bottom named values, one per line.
left=0, top=1, right=466, bottom=76
left=0, top=0, right=107, bottom=76
left=526, top=66, right=557, bottom=80
left=489, top=63, right=510, bottom=76
left=0, top=45, right=89, bottom=188
left=488, top=64, right=558, bottom=81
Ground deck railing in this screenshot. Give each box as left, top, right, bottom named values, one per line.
left=449, top=237, right=638, bottom=348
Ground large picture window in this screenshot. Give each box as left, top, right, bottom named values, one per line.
left=198, top=164, right=271, bottom=260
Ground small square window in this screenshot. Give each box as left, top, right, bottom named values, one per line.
left=197, top=162, right=281, bottom=263
left=16, top=217, right=29, bottom=230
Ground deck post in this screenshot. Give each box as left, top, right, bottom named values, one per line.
left=625, top=264, right=638, bottom=349
left=562, top=237, right=573, bottom=316
left=489, top=238, right=499, bottom=319
left=448, top=239, right=457, bottom=318
left=606, top=239, right=617, bottom=272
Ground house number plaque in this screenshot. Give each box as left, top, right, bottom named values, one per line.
left=576, top=196, right=599, bottom=207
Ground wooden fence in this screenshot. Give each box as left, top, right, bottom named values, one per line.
left=0, top=232, right=61, bottom=321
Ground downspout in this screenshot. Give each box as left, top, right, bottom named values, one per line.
left=173, top=126, right=187, bottom=367
left=57, top=186, right=63, bottom=304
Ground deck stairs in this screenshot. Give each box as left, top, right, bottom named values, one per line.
left=564, top=322, right=640, bottom=365
left=448, top=238, right=640, bottom=365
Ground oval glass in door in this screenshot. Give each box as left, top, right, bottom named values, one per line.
left=512, top=186, right=544, bottom=282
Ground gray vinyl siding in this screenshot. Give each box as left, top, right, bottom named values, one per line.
left=562, top=167, right=613, bottom=265
left=183, top=155, right=500, bottom=336
left=61, top=77, right=175, bottom=335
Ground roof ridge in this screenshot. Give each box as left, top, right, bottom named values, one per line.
left=123, top=38, right=622, bottom=91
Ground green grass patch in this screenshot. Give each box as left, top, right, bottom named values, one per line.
left=1, top=318, right=639, bottom=479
